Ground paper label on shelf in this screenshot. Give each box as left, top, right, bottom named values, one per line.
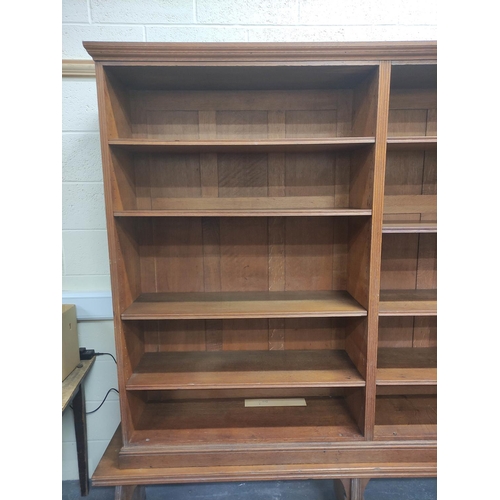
left=244, top=398, right=307, bottom=407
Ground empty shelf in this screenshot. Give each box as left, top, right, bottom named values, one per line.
left=379, top=290, right=437, bottom=316
left=377, top=348, right=437, bottom=386
left=382, top=220, right=436, bottom=233
left=108, top=137, right=375, bottom=153
left=375, top=395, right=437, bottom=440
left=127, top=397, right=363, bottom=447
left=122, top=291, right=367, bottom=320
left=386, top=137, right=437, bottom=150
left=114, top=197, right=372, bottom=217
left=127, top=350, right=365, bottom=390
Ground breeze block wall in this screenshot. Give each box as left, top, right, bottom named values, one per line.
left=61, top=0, right=437, bottom=480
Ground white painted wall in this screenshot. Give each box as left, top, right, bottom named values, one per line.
left=61, top=0, right=437, bottom=481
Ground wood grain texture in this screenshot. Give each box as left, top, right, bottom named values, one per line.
left=119, top=433, right=437, bottom=470
left=377, top=348, right=437, bottom=385
left=103, top=70, right=132, bottom=139
left=383, top=195, right=436, bottom=215
left=379, top=289, right=437, bottom=316
left=138, top=317, right=349, bottom=353
left=62, top=358, right=95, bottom=412
left=95, top=63, right=139, bottom=444
left=83, top=41, right=437, bottom=63
left=118, top=214, right=367, bottom=308
left=413, top=317, right=437, bottom=348
left=130, top=397, right=364, bottom=445
left=380, top=233, right=419, bottom=290
left=386, top=137, right=436, bottom=150
left=109, top=138, right=375, bottom=151
left=378, top=313, right=437, bottom=353
left=92, top=427, right=436, bottom=483
left=382, top=221, right=436, bottom=233
left=378, top=317, right=414, bottom=348
left=121, top=291, right=367, bottom=320
left=126, top=350, right=365, bottom=390
left=362, top=61, right=392, bottom=440
left=114, top=206, right=370, bottom=219
left=375, top=395, right=436, bottom=440
left=156, top=320, right=206, bottom=352
left=87, top=42, right=437, bottom=477
left=383, top=142, right=436, bottom=226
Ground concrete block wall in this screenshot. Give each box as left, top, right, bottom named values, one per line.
left=61, top=0, right=437, bottom=481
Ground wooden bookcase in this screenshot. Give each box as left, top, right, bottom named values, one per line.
left=84, top=42, right=437, bottom=498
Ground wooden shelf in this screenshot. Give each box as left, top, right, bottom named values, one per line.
left=374, top=395, right=436, bottom=440
left=382, top=220, right=436, bottom=233
left=121, top=291, right=367, bottom=320
left=377, top=348, right=437, bottom=386
left=108, top=138, right=375, bottom=153
left=379, top=290, right=437, bottom=316
left=386, top=137, right=437, bottom=150
left=128, top=397, right=363, bottom=447
left=127, top=350, right=365, bottom=391
left=114, top=197, right=372, bottom=217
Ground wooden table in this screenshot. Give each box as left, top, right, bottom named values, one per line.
left=62, top=357, right=96, bottom=496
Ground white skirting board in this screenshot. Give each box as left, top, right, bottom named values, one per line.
left=62, top=291, right=113, bottom=321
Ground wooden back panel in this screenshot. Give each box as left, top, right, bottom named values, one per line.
left=130, top=89, right=351, bottom=140
left=388, top=89, right=436, bottom=137
left=127, top=217, right=355, bottom=294
left=380, top=233, right=436, bottom=290
left=378, top=317, right=436, bottom=348
left=139, top=318, right=348, bottom=353
left=111, top=151, right=356, bottom=209
left=384, top=150, right=436, bottom=222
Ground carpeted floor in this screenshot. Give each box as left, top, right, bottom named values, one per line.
left=62, top=477, right=437, bottom=499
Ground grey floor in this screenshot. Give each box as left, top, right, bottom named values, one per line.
left=63, top=478, right=437, bottom=499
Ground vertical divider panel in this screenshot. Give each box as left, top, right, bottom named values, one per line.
left=102, top=69, right=132, bottom=139
left=363, top=61, right=392, bottom=440
left=109, top=148, right=137, bottom=211
left=344, top=66, right=382, bottom=438
left=95, top=63, right=140, bottom=445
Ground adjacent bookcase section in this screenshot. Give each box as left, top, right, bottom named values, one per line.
left=84, top=42, right=437, bottom=481
left=384, top=63, right=437, bottom=230
left=377, top=61, right=437, bottom=442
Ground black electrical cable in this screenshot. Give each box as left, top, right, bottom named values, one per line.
left=68, top=352, right=119, bottom=413
left=95, top=352, right=117, bottom=364
left=85, top=388, right=119, bottom=415
left=70, top=388, right=120, bottom=414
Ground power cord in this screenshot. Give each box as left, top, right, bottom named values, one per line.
left=86, top=388, right=119, bottom=415
left=95, top=352, right=117, bottom=364
left=69, top=351, right=119, bottom=414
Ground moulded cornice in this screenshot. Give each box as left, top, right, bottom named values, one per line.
left=82, top=41, right=437, bottom=64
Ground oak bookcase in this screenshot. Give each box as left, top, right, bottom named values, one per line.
left=84, top=41, right=437, bottom=500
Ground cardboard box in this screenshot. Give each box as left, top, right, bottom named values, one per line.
left=62, top=304, right=80, bottom=381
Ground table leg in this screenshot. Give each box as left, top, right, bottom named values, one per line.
left=72, top=384, right=89, bottom=496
